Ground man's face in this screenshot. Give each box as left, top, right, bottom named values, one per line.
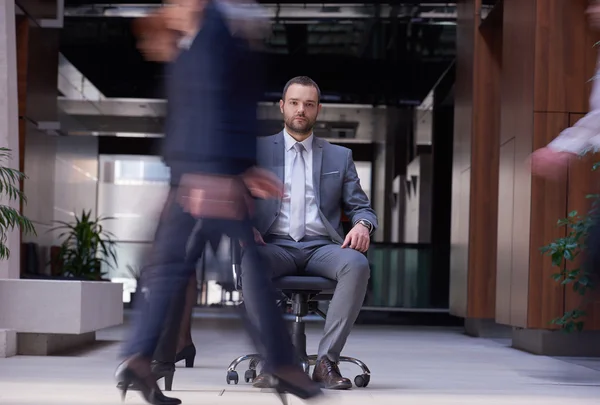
left=279, top=84, right=321, bottom=135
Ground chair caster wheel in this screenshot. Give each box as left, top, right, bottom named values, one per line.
left=354, top=374, right=370, bottom=388
left=244, top=369, right=256, bottom=383
left=226, top=371, right=239, bottom=385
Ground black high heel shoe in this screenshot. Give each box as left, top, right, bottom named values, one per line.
left=116, top=361, right=175, bottom=392
left=269, top=367, right=323, bottom=405
left=115, top=358, right=181, bottom=405
left=175, top=344, right=196, bottom=368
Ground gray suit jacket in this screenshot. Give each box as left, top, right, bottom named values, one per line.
left=254, top=131, right=378, bottom=244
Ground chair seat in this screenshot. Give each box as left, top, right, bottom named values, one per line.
left=273, top=275, right=337, bottom=293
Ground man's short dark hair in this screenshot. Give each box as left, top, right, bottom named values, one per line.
left=282, top=76, right=321, bottom=102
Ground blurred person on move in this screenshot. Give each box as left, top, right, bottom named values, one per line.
left=529, top=1, right=600, bottom=276
left=530, top=1, right=600, bottom=176
left=117, top=1, right=323, bottom=404
left=125, top=3, right=222, bottom=391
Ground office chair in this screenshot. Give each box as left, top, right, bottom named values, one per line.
left=224, top=239, right=371, bottom=388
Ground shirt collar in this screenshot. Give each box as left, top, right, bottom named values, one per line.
left=283, top=128, right=313, bottom=153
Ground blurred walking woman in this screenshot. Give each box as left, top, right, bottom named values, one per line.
left=118, top=2, right=322, bottom=404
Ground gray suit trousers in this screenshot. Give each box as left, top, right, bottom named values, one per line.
left=241, top=236, right=370, bottom=362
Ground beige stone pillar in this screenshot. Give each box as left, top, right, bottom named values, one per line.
left=0, top=0, right=21, bottom=280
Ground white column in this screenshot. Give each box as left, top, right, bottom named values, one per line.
left=0, top=0, right=21, bottom=279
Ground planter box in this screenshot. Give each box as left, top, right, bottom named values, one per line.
left=0, top=280, right=123, bottom=355
left=0, top=329, right=16, bottom=358
left=21, top=274, right=111, bottom=281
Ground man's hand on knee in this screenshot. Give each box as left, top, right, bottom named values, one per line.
left=341, top=223, right=370, bottom=253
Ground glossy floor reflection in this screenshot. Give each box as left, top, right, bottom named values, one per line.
left=0, top=309, right=599, bottom=404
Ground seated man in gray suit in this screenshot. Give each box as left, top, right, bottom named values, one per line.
left=243, top=76, right=378, bottom=390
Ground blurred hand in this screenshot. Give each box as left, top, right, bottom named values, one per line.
left=528, top=147, right=576, bottom=180
left=588, top=2, right=600, bottom=31
left=242, top=167, right=283, bottom=200
left=178, top=173, right=250, bottom=219
left=341, top=224, right=370, bottom=253
left=132, top=12, right=178, bottom=62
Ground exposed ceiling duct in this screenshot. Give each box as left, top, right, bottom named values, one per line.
left=63, top=3, right=458, bottom=25
left=57, top=1, right=456, bottom=106
left=57, top=97, right=383, bottom=142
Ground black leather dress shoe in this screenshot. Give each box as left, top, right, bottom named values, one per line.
left=312, top=358, right=352, bottom=390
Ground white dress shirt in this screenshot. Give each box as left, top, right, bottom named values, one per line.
left=270, top=130, right=329, bottom=238
left=548, top=51, right=600, bottom=155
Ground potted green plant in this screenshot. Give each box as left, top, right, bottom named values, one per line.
left=51, top=210, right=118, bottom=280
left=0, top=147, right=35, bottom=259
left=541, top=162, right=600, bottom=332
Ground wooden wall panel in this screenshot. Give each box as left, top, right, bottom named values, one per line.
left=534, top=0, right=596, bottom=114
left=499, top=1, right=536, bottom=146
left=496, top=0, right=537, bottom=327
left=527, top=3, right=600, bottom=330
left=15, top=16, right=29, bottom=119
left=527, top=112, right=569, bottom=329
left=453, top=0, right=476, bottom=174
left=496, top=138, right=515, bottom=324
left=15, top=15, right=29, bottom=274
left=565, top=113, right=600, bottom=330
left=467, top=13, right=502, bottom=319
left=450, top=0, right=504, bottom=320
left=16, top=16, right=29, bottom=277
left=460, top=0, right=600, bottom=330
left=450, top=168, right=471, bottom=317
left=450, top=0, right=477, bottom=318
left=16, top=16, right=29, bottom=177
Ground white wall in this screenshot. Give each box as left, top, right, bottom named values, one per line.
left=53, top=136, right=99, bottom=224
left=403, top=154, right=433, bottom=244
left=355, top=161, right=372, bottom=201
left=22, top=124, right=57, bottom=247
left=22, top=135, right=98, bottom=274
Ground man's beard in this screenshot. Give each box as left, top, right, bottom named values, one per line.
left=285, top=116, right=314, bottom=135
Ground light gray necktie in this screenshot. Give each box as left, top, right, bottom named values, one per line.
left=289, top=143, right=306, bottom=241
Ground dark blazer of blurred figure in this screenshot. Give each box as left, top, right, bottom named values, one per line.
left=149, top=0, right=267, bottom=379
left=119, top=2, right=321, bottom=405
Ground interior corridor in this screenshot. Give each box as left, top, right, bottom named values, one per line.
left=1, top=311, right=599, bottom=404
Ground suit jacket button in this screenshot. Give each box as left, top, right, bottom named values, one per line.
left=274, top=212, right=278, bottom=217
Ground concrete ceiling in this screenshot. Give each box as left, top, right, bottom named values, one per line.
left=58, top=2, right=457, bottom=105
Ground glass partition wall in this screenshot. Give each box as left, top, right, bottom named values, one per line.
left=98, top=155, right=169, bottom=303
left=98, top=155, right=241, bottom=306
left=99, top=155, right=447, bottom=311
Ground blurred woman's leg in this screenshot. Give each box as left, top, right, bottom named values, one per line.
left=175, top=274, right=197, bottom=366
